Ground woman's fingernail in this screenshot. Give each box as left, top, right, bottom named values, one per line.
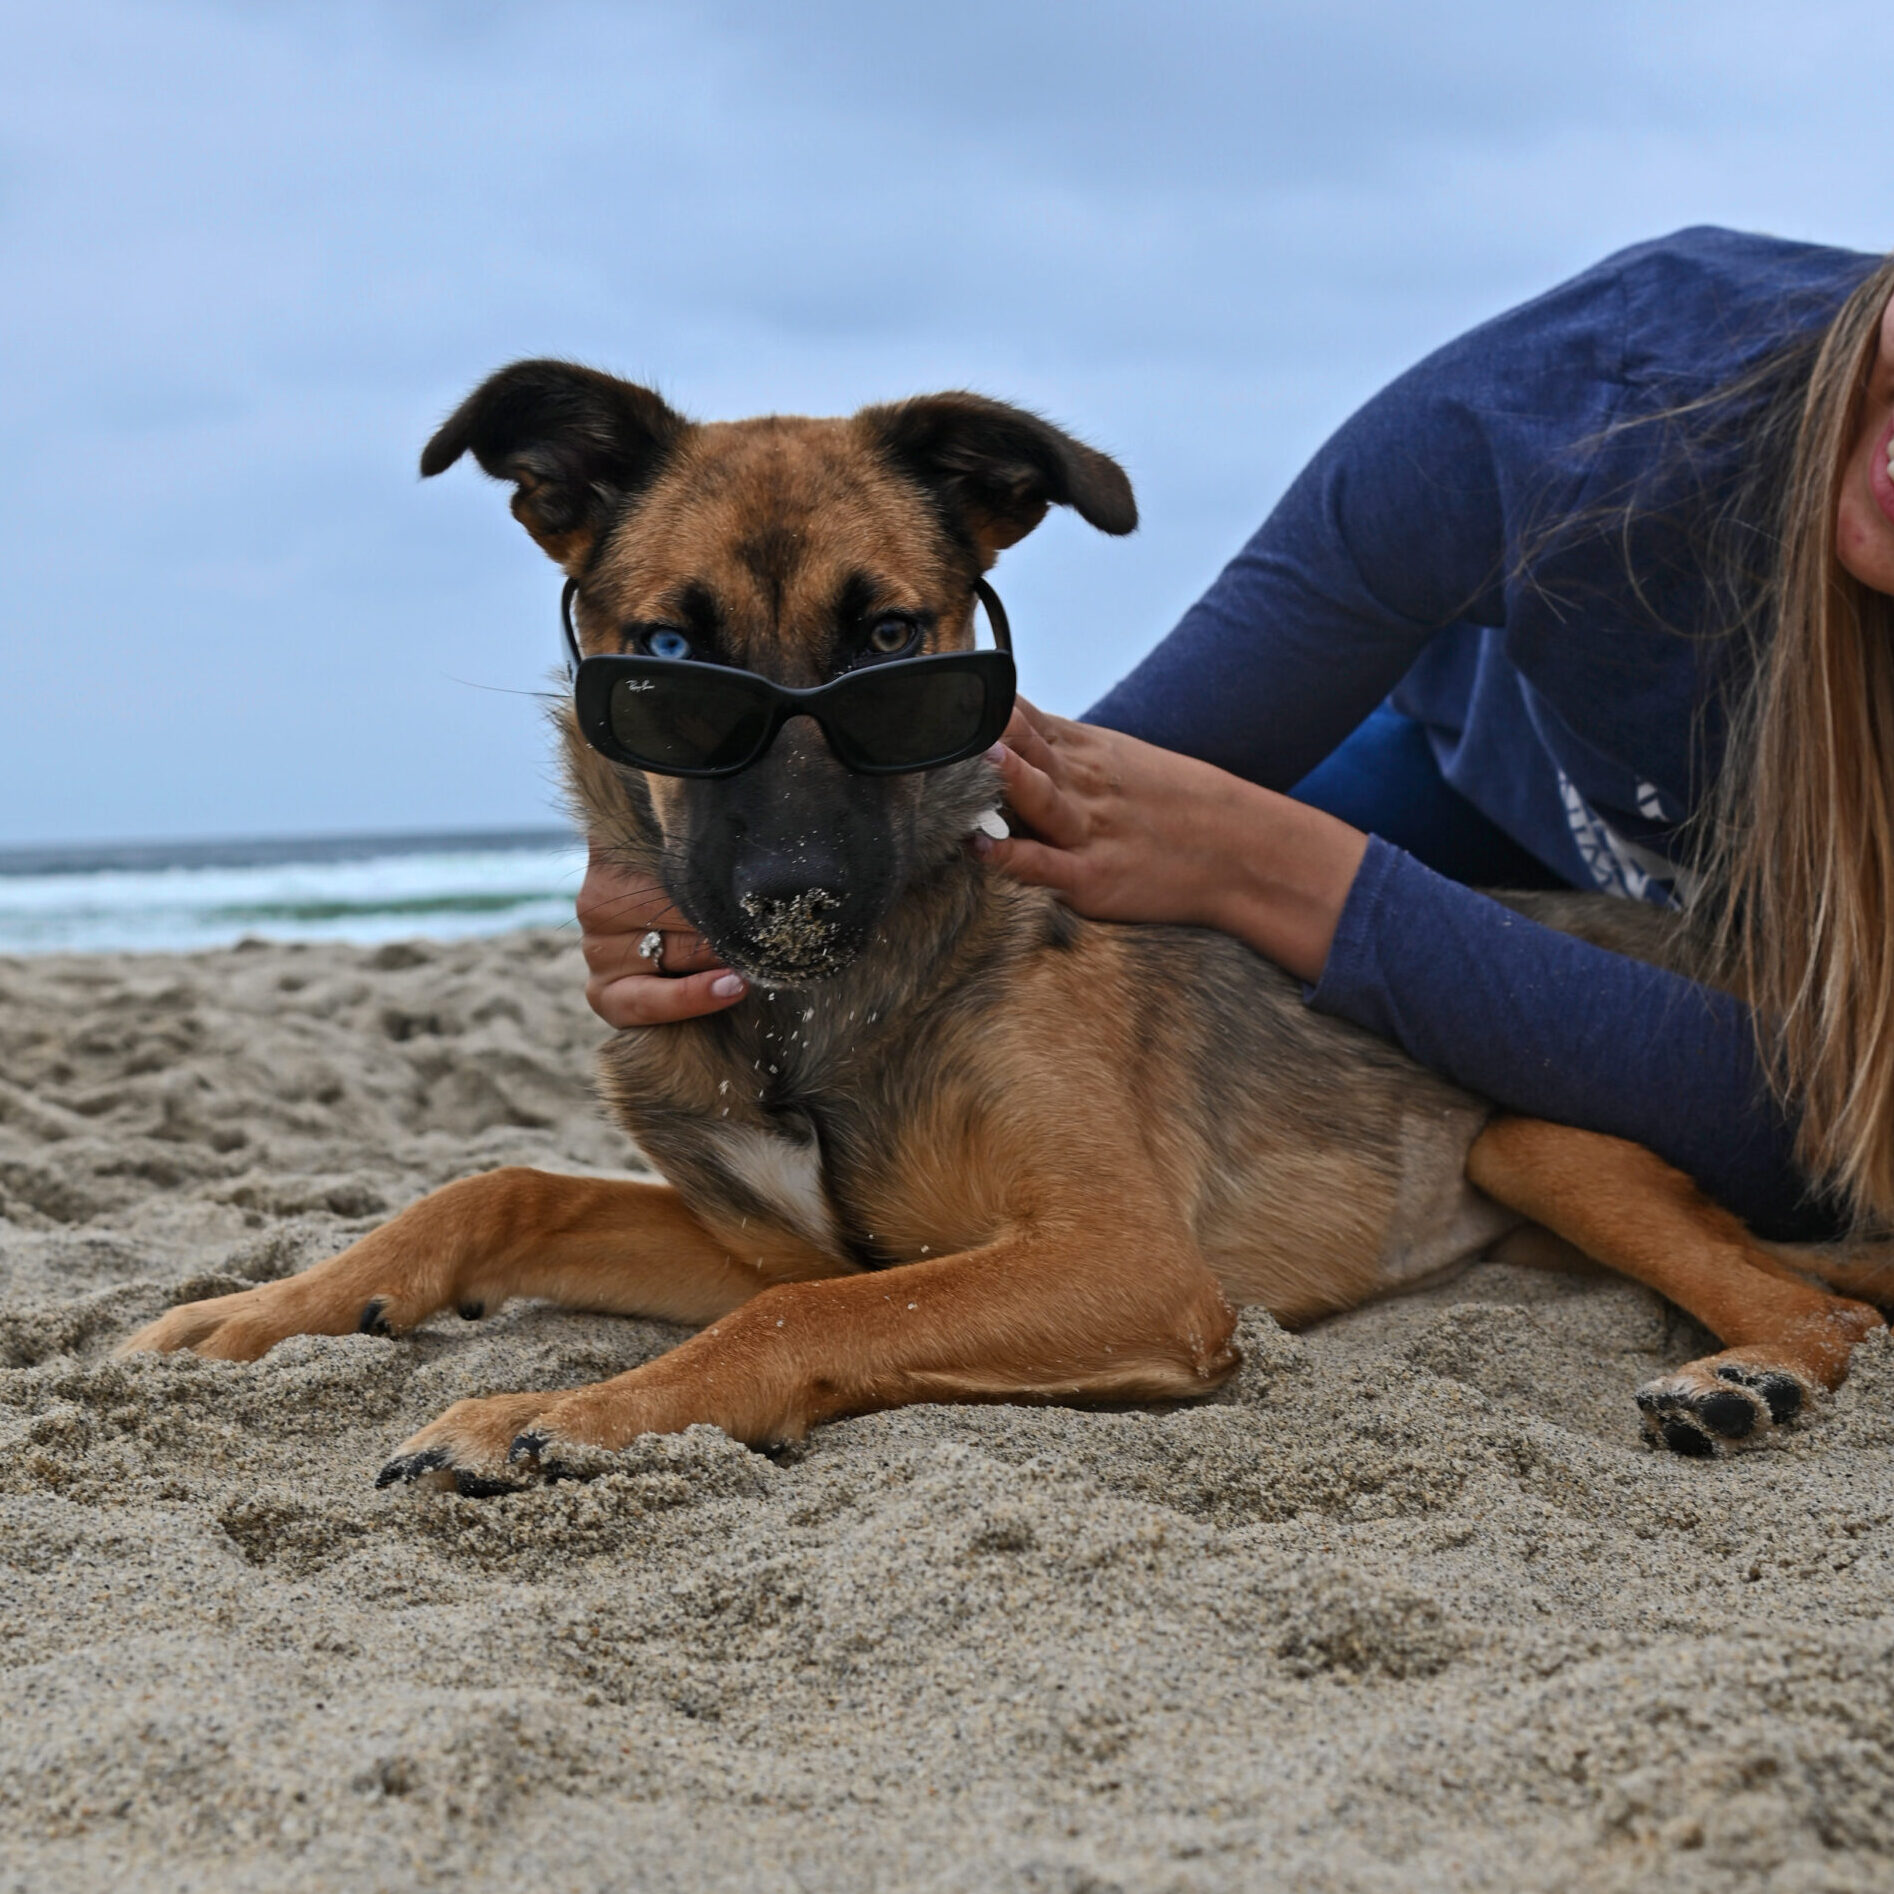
left=971, top=833, right=994, bottom=858
left=985, top=742, right=1007, bottom=763
left=711, top=973, right=746, bottom=998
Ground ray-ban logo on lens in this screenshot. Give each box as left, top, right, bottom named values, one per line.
left=619, top=681, right=658, bottom=691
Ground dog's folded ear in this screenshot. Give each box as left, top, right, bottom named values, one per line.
left=420, top=361, right=689, bottom=567
left=862, top=393, right=1137, bottom=560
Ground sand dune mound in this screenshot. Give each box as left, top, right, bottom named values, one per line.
left=2, top=933, right=1891, bottom=1892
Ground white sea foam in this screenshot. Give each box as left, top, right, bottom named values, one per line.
left=0, top=837, right=589, bottom=954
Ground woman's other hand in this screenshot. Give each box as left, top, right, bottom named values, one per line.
left=577, top=843, right=747, bottom=1027
left=975, top=698, right=1369, bottom=985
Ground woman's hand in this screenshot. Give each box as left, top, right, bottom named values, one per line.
left=576, top=843, right=747, bottom=1027
left=975, top=698, right=1369, bottom=985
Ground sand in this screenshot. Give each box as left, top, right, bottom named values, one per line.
left=1, top=928, right=1891, bottom=1894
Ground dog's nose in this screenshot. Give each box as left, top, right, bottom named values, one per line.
left=732, top=846, right=847, bottom=916
left=732, top=870, right=847, bottom=981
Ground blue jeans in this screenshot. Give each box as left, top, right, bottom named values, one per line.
left=1291, top=705, right=1566, bottom=891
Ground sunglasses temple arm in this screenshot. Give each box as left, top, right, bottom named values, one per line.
left=560, top=579, right=584, bottom=674
left=974, top=577, right=1012, bottom=655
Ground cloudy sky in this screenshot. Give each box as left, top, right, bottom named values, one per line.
left=1, top=0, right=1887, bottom=844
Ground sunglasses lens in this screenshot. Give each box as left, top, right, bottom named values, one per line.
left=824, top=662, right=1004, bottom=771
left=607, top=671, right=773, bottom=773
left=581, top=650, right=1012, bottom=777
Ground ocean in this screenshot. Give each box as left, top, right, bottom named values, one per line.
left=0, top=828, right=590, bottom=955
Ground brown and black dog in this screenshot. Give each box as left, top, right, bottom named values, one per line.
left=124, top=362, right=1892, bottom=1484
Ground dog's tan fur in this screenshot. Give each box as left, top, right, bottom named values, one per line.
left=125, top=366, right=1889, bottom=1480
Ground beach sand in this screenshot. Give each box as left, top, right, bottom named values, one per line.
left=1, top=930, right=1890, bottom=1893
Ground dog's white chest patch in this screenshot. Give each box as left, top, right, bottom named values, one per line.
left=711, top=1124, right=841, bottom=1256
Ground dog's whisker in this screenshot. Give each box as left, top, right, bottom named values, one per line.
left=441, top=673, right=566, bottom=704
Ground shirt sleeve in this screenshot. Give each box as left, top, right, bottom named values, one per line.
left=1309, top=838, right=1835, bottom=1242
left=1086, top=229, right=1879, bottom=793
left=1084, top=341, right=1518, bottom=786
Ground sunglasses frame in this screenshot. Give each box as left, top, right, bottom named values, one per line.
left=564, top=577, right=1017, bottom=779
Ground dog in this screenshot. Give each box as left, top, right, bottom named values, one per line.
left=123, top=362, right=1892, bottom=1483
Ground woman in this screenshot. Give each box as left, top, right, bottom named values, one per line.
left=577, top=227, right=1894, bottom=1243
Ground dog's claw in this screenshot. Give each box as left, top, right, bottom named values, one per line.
left=358, top=1298, right=393, bottom=1338
left=507, top=1431, right=547, bottom=1466
left=375, top=1447, right=447, bottom=1488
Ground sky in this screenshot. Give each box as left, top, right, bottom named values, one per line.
left=0, top=0, right=1888, bottom=846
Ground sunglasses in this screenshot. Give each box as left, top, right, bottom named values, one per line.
left=565, top=578, right=1016, bottom=778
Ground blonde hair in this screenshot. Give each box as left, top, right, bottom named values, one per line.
left=1701, top=256, right=1894, bottom=1228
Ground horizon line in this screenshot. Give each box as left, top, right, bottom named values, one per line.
left=0, top=823, right=581, bottom=878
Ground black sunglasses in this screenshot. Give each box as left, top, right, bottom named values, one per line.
left=565, top=578, right=1016, bottom=778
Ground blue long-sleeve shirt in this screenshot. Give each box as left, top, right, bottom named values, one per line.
left=1087, top=228, right=1880, bottom=1240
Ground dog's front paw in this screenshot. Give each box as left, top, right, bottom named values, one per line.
left=375, top=1392, right=556, bottom=1496
left=1635, top=1353, right=1814, bottom=1457
left=118, top=1263, right=451, bottom=1363
left=118, top=1281, right=329, bottom=1363
left=376, top=1381, right=718, bottom=1496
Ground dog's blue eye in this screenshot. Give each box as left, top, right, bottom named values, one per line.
left=645, top=629, right=692, bottom=661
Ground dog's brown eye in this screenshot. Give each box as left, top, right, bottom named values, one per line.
left=867, top=616, right=916, bottom=656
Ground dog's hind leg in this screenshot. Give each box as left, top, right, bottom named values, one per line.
left=1769, top=1238, right=1894, bottom=1312
left=374, top=1219, right=1241, bottom=1492
left=118, top=1168, right=824, bottom=1362
left=1467, top=1117, right=1885, bottom=1457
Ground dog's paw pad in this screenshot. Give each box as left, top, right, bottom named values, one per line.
left=1715, top=1363, right=1804, bottom=1424
left=449, top=1469, right=521, bottom=1499
left=1654, top=1411, right=1720, bottom=1457
left=1634, top=1359, right=1814, bottom=1457
left=1693, top=1386, right=1763, bottom=1439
